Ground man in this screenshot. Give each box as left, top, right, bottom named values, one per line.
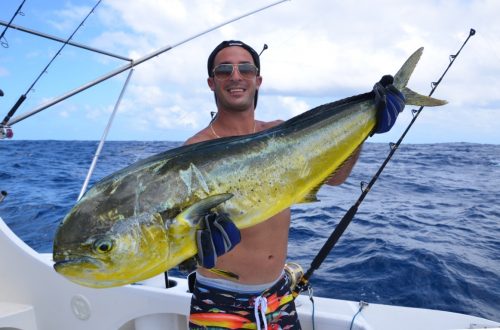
left=185, top=40, right=405, bottom=330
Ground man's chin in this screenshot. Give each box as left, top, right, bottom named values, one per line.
left=220, top=99, right=253, bottom=112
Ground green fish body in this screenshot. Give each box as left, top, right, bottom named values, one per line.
left=53, top=47, right=446, bottom=288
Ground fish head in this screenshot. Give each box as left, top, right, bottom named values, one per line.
left=53, top=203, right=172, bottom=288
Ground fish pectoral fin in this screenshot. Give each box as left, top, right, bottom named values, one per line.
left=402, top=87, right=448, bottom=107
left=176, top=193, right=233, bottom=225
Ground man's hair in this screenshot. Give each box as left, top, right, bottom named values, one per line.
left=207, top=40, right=261, bottom=107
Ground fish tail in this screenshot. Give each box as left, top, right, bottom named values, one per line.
left=402, top=87, right=447, bottom=107
left=393, top=47, right=447, bottom=107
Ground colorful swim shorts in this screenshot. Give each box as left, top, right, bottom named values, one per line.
left=188, top=273, right=301, bottom=329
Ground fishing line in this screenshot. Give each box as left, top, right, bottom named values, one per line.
left=7, top=0, right=290, bottom=127
left=293, top=28, right=477, bottom=296
left=0, top=0, right=26, bottom=48
left=1, top=0, right=102, bottom=127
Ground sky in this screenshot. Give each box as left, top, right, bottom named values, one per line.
left=0, top=0, right=499, bottom=144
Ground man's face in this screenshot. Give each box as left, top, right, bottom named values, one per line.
left=208, top=46, right=262, bottom=112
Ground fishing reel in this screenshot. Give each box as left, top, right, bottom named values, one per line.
left=0, top=88, right=13, bottom=139
left=0, top=124, right=13, bottom=139
left=284, top=262, right=304, bottom=291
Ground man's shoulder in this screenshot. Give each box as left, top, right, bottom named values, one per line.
left=259, top=119, right=284, bottom=130
left=184, top=128, right=212, bottom=145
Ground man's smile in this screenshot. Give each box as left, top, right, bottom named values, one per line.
left=227, top=87, right=246, bottom=95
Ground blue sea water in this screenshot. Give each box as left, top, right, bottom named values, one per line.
left=0, top=140, right=499, bottom=321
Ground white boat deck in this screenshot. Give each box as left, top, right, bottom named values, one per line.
left=1, top=216, right=499, bottom=330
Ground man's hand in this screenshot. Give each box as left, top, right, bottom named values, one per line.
left=372, top=75, right=406, bottom=134
left=196, top=212, right=241, bottom=269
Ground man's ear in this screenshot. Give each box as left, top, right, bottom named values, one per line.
left=256, top=75, right=263, bottom=90
left=207, top=77, right=215, bottom=91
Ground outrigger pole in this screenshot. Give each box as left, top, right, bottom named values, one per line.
left=6, top=0, right=290, bottom=126
left=0, top=19, right=132, bottom=62
left=77, top=69, right=135, bottom=201
left=293, top=28, right=477, bottom=297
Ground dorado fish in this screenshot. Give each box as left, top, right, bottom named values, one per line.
left=53, top=47, right=446, bottom=288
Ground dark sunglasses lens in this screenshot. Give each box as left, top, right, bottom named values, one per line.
left=213, top=64, right=233, bottom=79
left=238, top=64, right=258, bottom=77
left=213, top=64, right=258, bottom=80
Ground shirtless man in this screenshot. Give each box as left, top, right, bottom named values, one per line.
left=185, top=40, right=405, bottom=330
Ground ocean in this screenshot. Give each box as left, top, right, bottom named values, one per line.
left=0, top=140, right=499, bottom=321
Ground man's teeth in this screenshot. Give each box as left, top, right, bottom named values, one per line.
left=229, top=88, right=244, bottom=92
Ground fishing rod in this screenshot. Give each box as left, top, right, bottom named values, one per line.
left=1, top=0, right=103, bottom=127
left=0, top=19, right=132, bottom=62
left=6, top=0, right=290, bottom=127
left=293, top=28, right=477, bottom=296
left=0, top=0, right=26, bottom=48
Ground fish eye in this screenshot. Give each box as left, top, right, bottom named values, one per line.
left=93, top=238, right=114, bottom=253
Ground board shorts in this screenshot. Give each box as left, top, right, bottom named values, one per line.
left=188, top=271, right=302, bottom=329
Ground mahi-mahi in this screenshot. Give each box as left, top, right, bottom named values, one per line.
left=53, top=47, right=446, bottom=288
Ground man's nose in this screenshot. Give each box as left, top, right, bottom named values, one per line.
left=230, top=65, right=242, bottom=80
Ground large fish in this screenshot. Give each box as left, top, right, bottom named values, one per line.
left=53, top=47, right=446, bottom=288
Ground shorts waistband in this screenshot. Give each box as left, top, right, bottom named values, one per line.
left=195, top=270, right=285, bottom=294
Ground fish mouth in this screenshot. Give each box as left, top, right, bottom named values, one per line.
left=53, top=256, right=138, bottom=288
left=53, top=255, right=104, bottom=272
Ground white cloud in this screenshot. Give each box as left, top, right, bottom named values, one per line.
left=278, top=96, right=310, bottom=117
left=3, top=0, right=499, bottom=142
left=93, top=0, right=500, bottom=143
left=150, top=105, right=199, bottom=129
left=48, top=3, right=96, bottom=33
left=58, top=111, right=69, bottom=118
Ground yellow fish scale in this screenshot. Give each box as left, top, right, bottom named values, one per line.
left=203, top=102, right=376, bottom=230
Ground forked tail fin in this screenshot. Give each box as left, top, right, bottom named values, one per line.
left=393, top=47, right=447, bottom=107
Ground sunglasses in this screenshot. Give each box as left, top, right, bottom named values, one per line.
left=212, top=63, right=259, bottom=80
